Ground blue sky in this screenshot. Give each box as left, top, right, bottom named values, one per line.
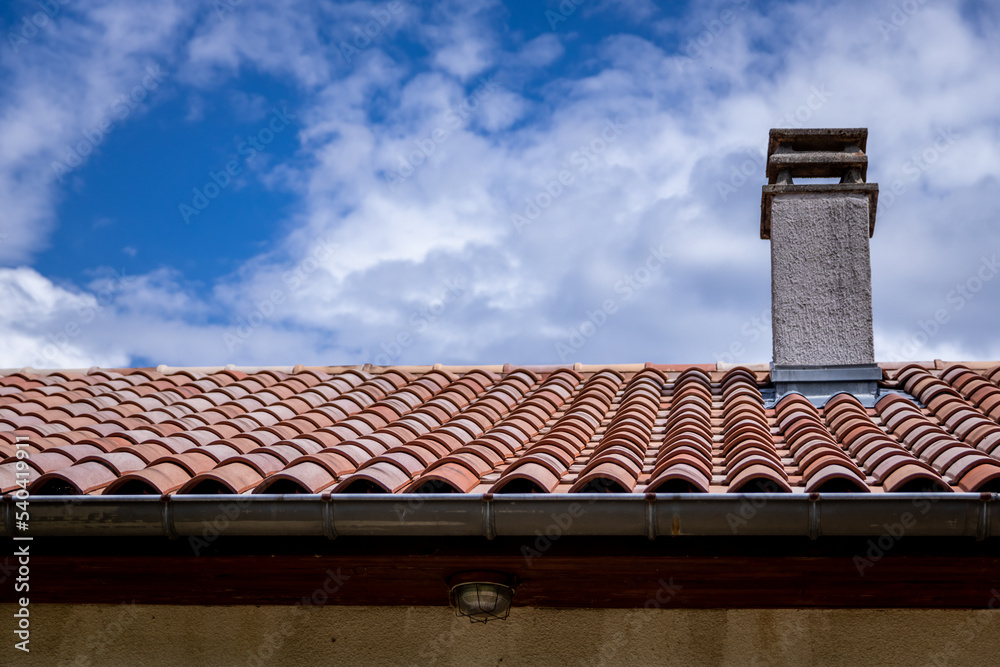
left=1, top=0, right=999, bottom=369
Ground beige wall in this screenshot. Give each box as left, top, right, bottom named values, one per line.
left=3, top=604, right=999, bottom=666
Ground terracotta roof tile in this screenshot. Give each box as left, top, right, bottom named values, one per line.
left=5, top=362, right=1000, bottom=497
left=105, top=461, right=192, bottom=495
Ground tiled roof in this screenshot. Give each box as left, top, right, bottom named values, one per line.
left=4, top=362, right=1000, bottom=497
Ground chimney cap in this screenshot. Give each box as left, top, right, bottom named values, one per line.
left=766, top=128, right=869, bottom=184
left=761, top=127, right=878, bottom=240
left=767, top=127, right=867, bottom=155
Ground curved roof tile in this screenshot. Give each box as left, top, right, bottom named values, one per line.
left=8, top=363, right=1000, bottom=497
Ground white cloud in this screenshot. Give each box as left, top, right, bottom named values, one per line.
left=511, top=34, right=564, bottom=69
left=3, top=0, right=1000, bottom=369
left=422, top=0, right=499, bottom=80
left=0, top=267, right=129, bottom=368
left=0, top=0, right=188, bottom=265
left=184, top=0, right=333, bottom=88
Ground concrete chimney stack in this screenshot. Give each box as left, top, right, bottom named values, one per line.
left=761, top=128, right=881, bottom=401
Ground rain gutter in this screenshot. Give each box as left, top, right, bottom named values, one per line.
left=3, top=493, right=997, bottom=540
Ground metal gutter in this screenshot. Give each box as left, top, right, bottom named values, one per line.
left=3, top=493, right=997, bottom=540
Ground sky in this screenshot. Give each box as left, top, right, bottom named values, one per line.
left=0, top=0, right=998, bottom=370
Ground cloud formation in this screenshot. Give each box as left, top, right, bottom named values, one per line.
left=1, top=0, right=999, bottom=369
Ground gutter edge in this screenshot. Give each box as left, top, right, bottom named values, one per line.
left=3, top=493, right=996, bottom=539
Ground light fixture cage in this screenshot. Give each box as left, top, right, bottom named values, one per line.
left=450, top=582, right=515, bottom=623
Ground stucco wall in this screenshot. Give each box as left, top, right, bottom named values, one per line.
left=4, top=604, right=999, bottom=666
left=770, top=192, right=875, bottom=366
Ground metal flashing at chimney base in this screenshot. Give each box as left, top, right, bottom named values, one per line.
left=770, top=363, right=882, bottom=406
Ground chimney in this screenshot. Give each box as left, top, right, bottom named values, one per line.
left=760, top=128, right=881, bottom=402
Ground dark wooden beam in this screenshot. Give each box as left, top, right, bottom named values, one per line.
left=4, top=536, right=1000, bottom=608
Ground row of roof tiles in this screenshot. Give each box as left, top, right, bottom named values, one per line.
left=3, top=363, right=1000, bottom=497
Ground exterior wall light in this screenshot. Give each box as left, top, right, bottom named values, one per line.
left=448, top=571, right=517, bottom=623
